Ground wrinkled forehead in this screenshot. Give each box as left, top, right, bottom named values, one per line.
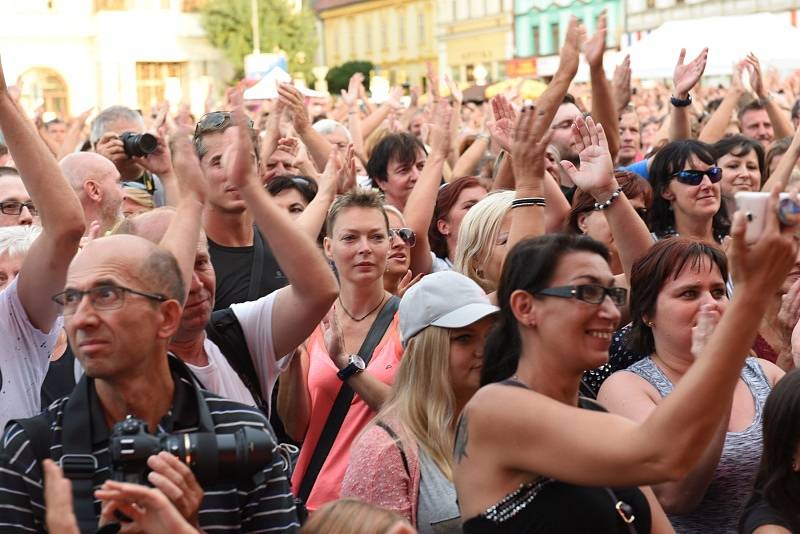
left=67, top=237, right=150, bottom=288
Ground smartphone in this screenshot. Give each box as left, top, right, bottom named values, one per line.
left=734, top=192, right=795, bottom=242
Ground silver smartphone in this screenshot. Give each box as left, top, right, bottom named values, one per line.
left=734, top=192, right=799, bottom=242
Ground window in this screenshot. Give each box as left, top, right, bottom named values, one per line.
left=350, top=18, right=357, bottom=58
left=136, top=62, right=185, bottom=111
left=381, top=15, right=388, bottom=50
left=18, top=68, right=69, bottom=117
left=365, top=16, right=372, bottom=50
left=398, top=8, right=406, bottom=48
left=418, top=11, right=426, bottom=45
left=532, top=26, right=540, bottom=56
left=550, top=22, right=560, bottom=55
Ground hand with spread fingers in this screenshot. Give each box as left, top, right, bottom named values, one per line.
left=510, top=105, right=552, bottom=185
left=96, top=478, right=199, bottom=534
left=488, top=94, right=516, bottom=153
left=673, top=47, right=708, bottom=98
left=582, top=10, right=607, bottom=70
left=169, top=121, right=207, bottom=205
left=559, top=115, right=616, bottom=200
left=613, top=54, right=632, bottom=111
left=278, top=82, right=311, bottom=134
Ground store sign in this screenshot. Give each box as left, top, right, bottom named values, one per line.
left=507, top=58, right=537, bottom=77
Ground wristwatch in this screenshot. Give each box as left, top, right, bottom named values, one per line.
left=337, top=354, right=366, bottom=381
left=670, top=94, right=692, bottom=108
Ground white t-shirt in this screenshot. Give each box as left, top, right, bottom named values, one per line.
left=186, top=291, right=292, bottom=415
left=0, top=278, right=62, bottom=429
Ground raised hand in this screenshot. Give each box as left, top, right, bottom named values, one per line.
left=691, top=304, right=720, bottom=358
left=673, top=47, right=708, bottom=98
left=613, top=54, right=632, bottom=111
left=341, top=72, right=363, bottom=109
left=397, top=270, right=423, bottom=298
left=583, top=10, right=607, bottom=69
left=488, top=94, right=516, bottom=152
left=745, top=53, right=767, bottom=99
left=223, top=88, right=257, bottom=191
left=559, top=115, right=615, bottom=198
left=777, top=277, right=800, bottom=349
left=427, top=99, right=453, bottom=159
left=510, top=104, right=552, bottom=185
left=386, top=86, right=403, bottom=111
left=278, top=82, right=311, bottom=134
left=560, top=17, right=586, bottom=79
left=323, top=309, right=346, bottom=367
left=445, top=73, right=463, bottom=104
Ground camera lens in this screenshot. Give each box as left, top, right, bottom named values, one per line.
left=120, top=132, right=158, bottom=158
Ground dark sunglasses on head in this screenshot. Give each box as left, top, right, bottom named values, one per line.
left=671, top=166, right=722, bottom=186
left=389, top=227, right=416, bottom=247
left=535, top=284, right=628, bottom=307
left=194, top=111, right=255, bottom=139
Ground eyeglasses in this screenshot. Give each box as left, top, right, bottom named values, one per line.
left=671, top=167, right=722, bottom=186
left=535, top=284, right=628, bottom=307
left=0, top=201, right=37, bottom=216
left=389, top=227, right=416, bottom=247
left=52, top=285, right=167, bottom=315
left=194, top=111, right=255, bottom=139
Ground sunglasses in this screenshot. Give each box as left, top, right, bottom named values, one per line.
left=389, top=227, right=416, bottom=247
left=671, top=167, right=722, bottom=186
left=535, top=284, right=628, bottom=307
left=194, top=111, right=255, bottom=139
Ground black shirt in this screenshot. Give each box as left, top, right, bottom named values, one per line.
left=739, top=492, right=795, bottom=533
left=209, top=227, right=287, bottom=311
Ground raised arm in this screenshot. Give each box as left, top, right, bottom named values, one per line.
left=360, top=87, right=404, bottom=140
left=341, top=73, right=366, bottom=161
left=0, top=57, right=85, bottom=331
left=762, top=122, right=800, bottom=192
left=463, top=193, right=797, bottom=489
left=278, top=82, right=332, bottom=172
left=670, top=48, right=708, bottom=141
left=403, top=100, right=453, bottom=276
left=562, top=116, right=653, bottom=281
left=612, top=55, right=632, bottom=116
left=584, top=11, right=620, bottom=160
left=699, top=64, right=746, bottom=144
left=747, top=53, right=794, bottom=140
left=227, top=91, right=339, bottom=358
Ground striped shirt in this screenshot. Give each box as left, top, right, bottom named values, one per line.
left=0, top=357, right=299, bottom=533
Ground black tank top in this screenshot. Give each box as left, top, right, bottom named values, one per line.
left=462, top=379, right=652, bottom=534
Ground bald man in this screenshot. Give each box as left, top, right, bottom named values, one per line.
left=0, top=235, right=300, bottom=532
left=60, top=152, right=124, bottom=234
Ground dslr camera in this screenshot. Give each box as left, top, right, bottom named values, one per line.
left=109, top=415, right=273, bottom=485
left=119, top=132, right=158, bottom=158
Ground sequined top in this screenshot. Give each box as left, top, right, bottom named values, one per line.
left=461, top=380, right=652, bottom=534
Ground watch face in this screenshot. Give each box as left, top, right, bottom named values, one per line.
left=350, top=354, right=366, bottom=370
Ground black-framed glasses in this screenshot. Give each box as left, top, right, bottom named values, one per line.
left=389, top=227, right=416, bottom=247
left=52, top=285, right=167, bottom=315
left=535, top=284, right=628, bottom=306
left=194, top=111, right=255, bottom=139
left=0, top=201, right=37, bottom=216
left=671, top=167, right=722, bottom=186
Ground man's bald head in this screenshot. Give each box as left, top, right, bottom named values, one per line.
left=72, top=235, right=184, bottom=302
left=59, top=152, right=124, bottom=233
left=61, top=152, right=120, bottom=190
left=115, top=206, right=207, bottom=252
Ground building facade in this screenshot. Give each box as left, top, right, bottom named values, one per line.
left=435, top=0, right=514, bottom=85
left=513, top=0, right=622, bottom=76
left=625, top=0, right=800, bottom=33
left=314, top=0, right=437, bottom=87
left=0, top=0, right=232, bottom=118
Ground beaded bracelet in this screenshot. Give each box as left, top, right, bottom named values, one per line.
left=511, top=197, right=546, bottom=209
left=594, top=187, right=623, bottom=210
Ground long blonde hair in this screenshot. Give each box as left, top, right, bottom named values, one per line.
left=373, top=325, right=457, bottom=480
left=454, top=190, right=514, bottom=292
left=301, top=498, right=411, bottom=534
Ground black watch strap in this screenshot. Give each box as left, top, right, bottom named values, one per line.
left=337, top=362, right=361, bottom=381
left=670, top=94, right=692, bottom=107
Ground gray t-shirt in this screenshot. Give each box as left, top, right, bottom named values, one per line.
left=416, top=447, right=460, bottom=534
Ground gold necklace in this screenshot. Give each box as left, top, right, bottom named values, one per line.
left=337, top=294, right=386, bottom=322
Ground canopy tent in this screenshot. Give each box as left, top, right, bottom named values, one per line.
left=626, top=13, right=800, bottom=79
left=243, top=67, right=328, bottom=100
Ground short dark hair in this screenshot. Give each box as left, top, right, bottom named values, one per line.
left=366, top=133, right=426, bottom=186
left=139, top=247, right=185, bottom=303
left=265, top=175, right=318, bottom=204
left=753, top=368, right=800, bottom=532
left=482, top=234, right=610, bottom=386
left=567, top=170, right=653, bottom=234
left=0, top=166, right=19, bottom=178
left=710, top=134, right=766, bottom=186
left=0, top=143, right=8, bottom=158
left=648, top=140, right=729, bottom=240
left=562, top=93, right=576, bottom=105
left=626, top=238, right=728, bottom=355
left=738, top=99, right=768, bottom=124
left=766, top=136, right=792, bottom=178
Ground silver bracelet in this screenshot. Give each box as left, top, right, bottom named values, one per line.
left=594, top=187, right=623, bottom=210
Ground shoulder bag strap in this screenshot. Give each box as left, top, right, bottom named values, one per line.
left=375, top=421, right=410, bottom=478
left=247, top=227, right=266, bottom=302
left=297, top=296, right=399, bottom=501
left=11, top=415, right=51, bottom=466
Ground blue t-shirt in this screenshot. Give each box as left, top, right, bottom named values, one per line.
left=622, top=159, right=650, bottom=180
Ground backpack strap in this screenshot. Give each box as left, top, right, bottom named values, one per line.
left=10, top=415, right=52, bottom=466
left=375, top=421, right=410, bottom=478
left=297, top=295, right=400, bottom=502
left=205, top=307, right=267, bottom=414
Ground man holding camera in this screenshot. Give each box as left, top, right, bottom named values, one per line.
left=0, top=229, right=299, bottom=531
left=92, top=105, right=177, bottom=207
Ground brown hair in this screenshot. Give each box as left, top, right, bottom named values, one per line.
left=567, top=170, right=653, bottom=234
left=301, top=499, right=412, bottom=534
left=627, top=238, right=728, bottom=355
left=429, top=176, right=486, bottom=259
left=325, top=187, right=389, bottom=238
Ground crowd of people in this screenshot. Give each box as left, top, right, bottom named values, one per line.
left=2, top=12, right=800, bottom=534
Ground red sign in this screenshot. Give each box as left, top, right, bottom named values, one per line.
left=507, top=58, right=538, bottom=78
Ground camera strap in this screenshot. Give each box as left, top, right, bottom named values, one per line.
left=296, top=296, right=399, bottom=503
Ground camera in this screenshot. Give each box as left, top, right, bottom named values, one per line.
left=119, top=132, right=158, bottom=158
left=109, top=416, right=273, bottom=485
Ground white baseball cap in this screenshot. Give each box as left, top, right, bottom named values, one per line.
left=399, top=271, right=499, bottom=346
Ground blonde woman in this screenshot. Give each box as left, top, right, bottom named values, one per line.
left=301, top=499, right=415, bottom=534
left=341, top=271, right=498, bottom=533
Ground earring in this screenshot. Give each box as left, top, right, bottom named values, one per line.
left=793, top=461, right=799, bottom=471
left=647, top=321, right=655, bottom=327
